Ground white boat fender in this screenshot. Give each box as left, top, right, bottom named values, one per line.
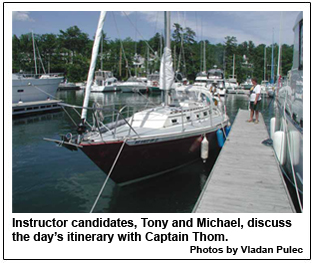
left=201, top=136, right=209, bottom=163
left=272, top=131, right=286, bottom=165
left=270, top=117, right=276, bottom=138
left=289, top=130, right=301, bottom=166
left=217, top=129, right=224, bottom=147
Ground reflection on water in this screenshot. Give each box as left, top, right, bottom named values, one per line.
left=13, top=91, right=275, bottom=213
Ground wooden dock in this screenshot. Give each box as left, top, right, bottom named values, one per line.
left=12, top=99, right=62, bottom=116
left=193, top=109, right=294, bottom=213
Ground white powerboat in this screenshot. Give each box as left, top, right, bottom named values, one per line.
left=118, top=76, right=147, bottom=93
left=90, top=70, right=119, bottom=92
left=241, top=76, right=253, bottom=90
left=194, top=72, right=208, bottom=87
left=207, top=67, right=226, bottom=96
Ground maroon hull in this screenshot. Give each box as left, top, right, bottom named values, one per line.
left=81, top=131, right=221, bottom=183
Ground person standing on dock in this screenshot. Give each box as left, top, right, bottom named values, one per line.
left=247, top=78, right=261, bottom=124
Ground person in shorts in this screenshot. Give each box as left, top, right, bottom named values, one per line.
left=247, top=78, right=261, bottom=124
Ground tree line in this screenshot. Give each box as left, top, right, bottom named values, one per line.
left=12, top=24, right=294, bottom=84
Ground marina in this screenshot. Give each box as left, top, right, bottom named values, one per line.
left=13, top=92, right=285, bottom=213
left=193, top=109, right=295, bottom=213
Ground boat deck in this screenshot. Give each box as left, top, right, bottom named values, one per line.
left=193, top=109, right=294, bottom=213
left=12, top=99, right=62, bottom=116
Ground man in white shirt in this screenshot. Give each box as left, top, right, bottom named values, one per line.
left=246, top=78, right=261, bottom=124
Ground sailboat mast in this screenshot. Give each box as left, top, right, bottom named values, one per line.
left=277, top=12, right=283, bottom=82
left=119, top=45, right=122, bottom=78
left=263, top=46, right=266, bottom=81
left=100, top=30, right=103, bottom=70
left=32, top=31, right=38, bottom=75
left=81, top=11, right=107, bottom=122
left=232, top=54, right=235, bottom=77
left=164, top=11, right=170, bottom=105
left=203, top=41, right=206, bottom=73
left=271, top=28, right=274, bottom=84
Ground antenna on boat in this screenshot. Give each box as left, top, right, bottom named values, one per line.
left=159, top=11, right=174, bottom=106
left=80, top=11, right=107, bottom=130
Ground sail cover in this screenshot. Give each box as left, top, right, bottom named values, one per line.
left=159, top=47, right=174, bottom=90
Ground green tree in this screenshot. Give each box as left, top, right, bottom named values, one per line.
left=224, top=36, right=237, bottom=77
left=58, top=26, right=89, bottom=63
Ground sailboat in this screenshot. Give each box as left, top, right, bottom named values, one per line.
left=228, top=55, right=239, bottom=89
left=47, top=11, right=230, bottom=184
left=13, top=32, right=63, bottom=104
left=270, top=12, right=303, bottom=212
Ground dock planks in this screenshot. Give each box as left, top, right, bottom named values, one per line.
left=193, top=109, right=294, bottom=213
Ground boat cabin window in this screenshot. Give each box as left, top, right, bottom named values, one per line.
left=299, top=20, right=303, bottom=70
left=172, top=90, right=197, bottom=103
left=95, top=72, right=103, bottom=77
left=208, top=72, right=223, bottom=79
left=207, top=80, right=224, bottom=88
left=148, top=75, right=159, bottom=81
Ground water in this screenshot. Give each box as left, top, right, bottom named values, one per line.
left=12, top=91, right=276, bottom=213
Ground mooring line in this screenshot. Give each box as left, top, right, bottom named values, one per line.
left=89, top=138, right=128, bottom=213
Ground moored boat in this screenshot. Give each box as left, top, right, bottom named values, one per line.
left=270, top=12, right=303, bottom=212
left=194, top=71, right=208, bottom=87
left=13, top=31, right=63, bottom=104
left=90, top=70, right=119, bottom=92
left=147, top=72, right=160, bottom=92
left=13, top=73, right=63, bottom=103
left=118, top=76, right=147, bottom=93
left=207, top=67, right=226, bottom=96
left=47, top=11, right=230, bottom=185
left=241, top=76, right=253, bottom=90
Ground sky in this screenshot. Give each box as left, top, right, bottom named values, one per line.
left=11, top=9, right=301, bottom=47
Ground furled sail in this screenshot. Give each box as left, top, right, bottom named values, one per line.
left=159, top=47, right=174, bottom=91
left=81, top=11, right=107, bottom=121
